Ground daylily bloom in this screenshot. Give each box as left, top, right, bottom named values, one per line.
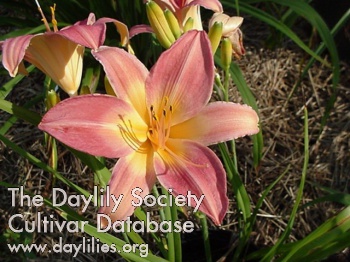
left=39, top=31, right=259, bottom=225
left=209, top=13, right=245, bottom=59
left=0, top=13, right=106, bottom=96
left=149, top=0, right=223, bottom=30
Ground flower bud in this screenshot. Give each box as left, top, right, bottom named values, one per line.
left=164, top=9, right=181, bottom=39
left=183, top=17, right=194, bottom=33
left=221, top=38, right=232, bottom=69
left=46, top=89, right=60, bottom=109
left=208, top=21, right=223, bottom=54
left=146, top=1, right=175, bottom=48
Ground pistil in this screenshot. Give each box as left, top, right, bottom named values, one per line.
left=35, top=0, right=51, bottom=32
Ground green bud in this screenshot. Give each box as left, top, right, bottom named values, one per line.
left=183, top=17, right=194, bottom=33
left=146, top=1, right=175, bottom=49
left=208, top=21, right=223, bottom=55
left=221, top=38, right=233, bottom=69
left=80, top=85, right=91, bottom=95
left=164, top=9, right=181, bottom=39
left=46, top=89, right=60, bottom=109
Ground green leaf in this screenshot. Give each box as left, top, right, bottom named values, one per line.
left=0, top=65, right=36, bottom=99
left=0, top=99, right=41, bottom=126
left=279, top=206, right=350, bottom=261
left=221, top=0, right=330, bottom=66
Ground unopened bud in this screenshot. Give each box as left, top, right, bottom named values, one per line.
left=183, top=17, right=194, bottom=33
left=208, top=21, right=223, bottom=54
left=221, top=38, right=232, bottom=69
left=146, top=1, right=175, bottom=48
left=164, top=9, right=181, bottom=39
left=46, top=89, right=60, bottom=109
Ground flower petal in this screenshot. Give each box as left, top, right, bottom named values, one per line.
left=187, top=0, right=223, bottom=13
left=39, top=94, right=148, bottom=158
left=170, top=102, right=259, bottom=145
left=58, top=23, right=106, bottom=50
left=92, top=46, right=149, bottom=121
left=1, top=35, right=34, bottom=76
left=130, top=24, right=154, bottom=39
left=24, top=34, right=84, bottom=96
left=209, top=13, right=243, bottom=36
left=181, top=5, right=203, bottom=30
left=96, top=18, right=129, bottom=47
left=154, top=139, right=228, bottom=225
left=98, top=146, right=157, bottom=227
left=146, top=30, right=214, bottom=125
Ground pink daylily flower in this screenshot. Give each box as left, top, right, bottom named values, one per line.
left=0, top=13, right=107, bottom=96
left=147, top=0, right=223, bottom=30
left=39, top=31, right=259, bottom=225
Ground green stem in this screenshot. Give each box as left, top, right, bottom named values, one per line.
left=198, top=212, right=212, bottom=262
left=161, top=187, right=175, bottom=262
left=223, top=67, right=230, bottom=102
left=171, top=194, right=182, bottom=262
left=153, top=185, right=166, bottom=221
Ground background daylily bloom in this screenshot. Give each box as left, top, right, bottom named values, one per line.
left=39, top=31, right=259, bottom=226
left=145, top=0, right=222, bottom=30
left=0, top=13, right=106, bottom=96
left=209, top=13, right=246, bottom=59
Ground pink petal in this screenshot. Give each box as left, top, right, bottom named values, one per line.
left=57, top=23, right=106, bottom=50
left=39, top=94, right=148, bottom=158
left=170, top=102, right=259, bottom=145
left=187, top=0, right=223, bottom=13
left=98, top=147, right=157, bottom=227
left=129, top=24, right=154, bottom=39
left=92, top=46, right=149, bottom=121
left=96, top=18, right=129, bottom=47
left=1, top=35, right=34, bottom=76
left=154, top=139, right=228, bottom=225
left=146, top=30, right=214, bottom=125
left=151, top=0, right=175, bottom=13
left=74, top=13, right=96, bottom=26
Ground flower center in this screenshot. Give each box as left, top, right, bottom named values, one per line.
left=147, top=97, right=173, bottom=151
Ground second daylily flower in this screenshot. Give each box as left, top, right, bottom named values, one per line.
left=0, top=13, right=106, bottom=96
left=150, top=0, right=223, bottom=30
left=39, top=31, right=259, bottom=225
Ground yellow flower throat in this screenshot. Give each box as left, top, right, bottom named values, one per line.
left=148, top=97, right=173, bottom=151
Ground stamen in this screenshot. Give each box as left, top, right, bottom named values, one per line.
left=35, top=0, right=51, bottom=32
left=147, top=98, right=173, bottom=150
left=117, top=116, right=143, bottom=152
left=50, top=4, right=58, bottom=32
left=163, top=96, right=169, bottom=106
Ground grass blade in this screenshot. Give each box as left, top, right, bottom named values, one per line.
left=261, top=106, right=309, bottom=261
left=221, top=0, right=330, bottom=66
